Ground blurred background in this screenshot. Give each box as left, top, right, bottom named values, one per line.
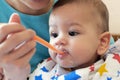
left=103, top=0, right=120, bottom=34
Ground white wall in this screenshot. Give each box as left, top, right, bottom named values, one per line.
left=102, top=0, right=120, bottom=34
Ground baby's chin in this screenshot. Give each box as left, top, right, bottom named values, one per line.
left=57, top=60, right=77, bottom=69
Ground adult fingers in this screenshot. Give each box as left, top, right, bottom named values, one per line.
left=15, top=48, right=36, bottom=67
left=2, top=48, right=35, bottom=72
left=0, top=29, right=35, bottom=57
left=0, top=67, right=3, bottom=80
left=0, top=23, right=25, bottom=43
left=9, top=13, right=21, bottom=24
left=0, top=40, right=36, bottom=65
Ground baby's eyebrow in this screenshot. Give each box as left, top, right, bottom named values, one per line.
left=49, top=22, right=82, bottom=28
left=67, top=22, right=82, bottom=27
left=49, top=24, right=57, bottom=27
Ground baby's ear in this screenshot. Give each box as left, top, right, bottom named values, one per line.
left=97, top=32, right=110, bottom=55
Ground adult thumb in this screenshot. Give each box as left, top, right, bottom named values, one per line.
left=9, top=13, right=21, bottom=24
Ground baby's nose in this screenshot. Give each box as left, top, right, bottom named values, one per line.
left=55, top=37, right=67, bottom=46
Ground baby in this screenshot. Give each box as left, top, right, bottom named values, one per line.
left=30, top=0, right=120, bottom=80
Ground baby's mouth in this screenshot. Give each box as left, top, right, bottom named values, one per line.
left=63, top=49, right=69, bottom=54
left=56, top=48, right=69, bottom=55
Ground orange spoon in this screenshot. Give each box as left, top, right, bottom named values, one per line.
left=34, top=36, right=64, bottom=55
left=9, top=13, right=64, bottom=55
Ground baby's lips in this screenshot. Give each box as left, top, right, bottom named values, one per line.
left=57, top=48, right=69, bottom=55
left=56, top=50, right=64, bottom=55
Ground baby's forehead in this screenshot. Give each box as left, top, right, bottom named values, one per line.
left=51, top=5, right=99, bottom=22
left=51, top=3, right=103, bottom=31
left=51, top=0, right=108, bottom=33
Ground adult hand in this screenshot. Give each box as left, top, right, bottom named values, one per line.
left=0, top=67, right=4, bottom=79
left=0, top=13, right=36, bottom=80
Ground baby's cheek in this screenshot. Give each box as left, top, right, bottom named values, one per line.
left=49, top=49, right=55, bottom=58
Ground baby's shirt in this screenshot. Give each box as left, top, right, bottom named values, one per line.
left=29, top=39, right=120, bottom=80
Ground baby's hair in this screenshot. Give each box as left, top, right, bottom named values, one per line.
left=53, top=0, right=109, bottom=33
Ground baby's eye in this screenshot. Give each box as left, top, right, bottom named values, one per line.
left=69, top=31, right=79, bottom=36
left=50, top=32, right=58, bottom=38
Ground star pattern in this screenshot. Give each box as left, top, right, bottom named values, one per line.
left=117, top=70, right=120, bottom=77
left=98, top=63, right=108, bottom=76
left=113, top=53, right=120, bottom=63
left=107, top=77, right=112, bottom=80
left=47, top=57, right=52, bottom=61
left=51, top=76, right=58, bottom=80
left=35, top=74, right=42, bottom=80
left=64, top=71, right=81, bottom=80
left=89, top=65, right=94, bottom=72
left=41, top=66, right=49, bottom=72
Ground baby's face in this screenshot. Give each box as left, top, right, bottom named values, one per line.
left=49, top=3, right=101, bottom=69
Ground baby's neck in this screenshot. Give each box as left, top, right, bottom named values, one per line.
left=63, top=56, right=101, bottom=71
